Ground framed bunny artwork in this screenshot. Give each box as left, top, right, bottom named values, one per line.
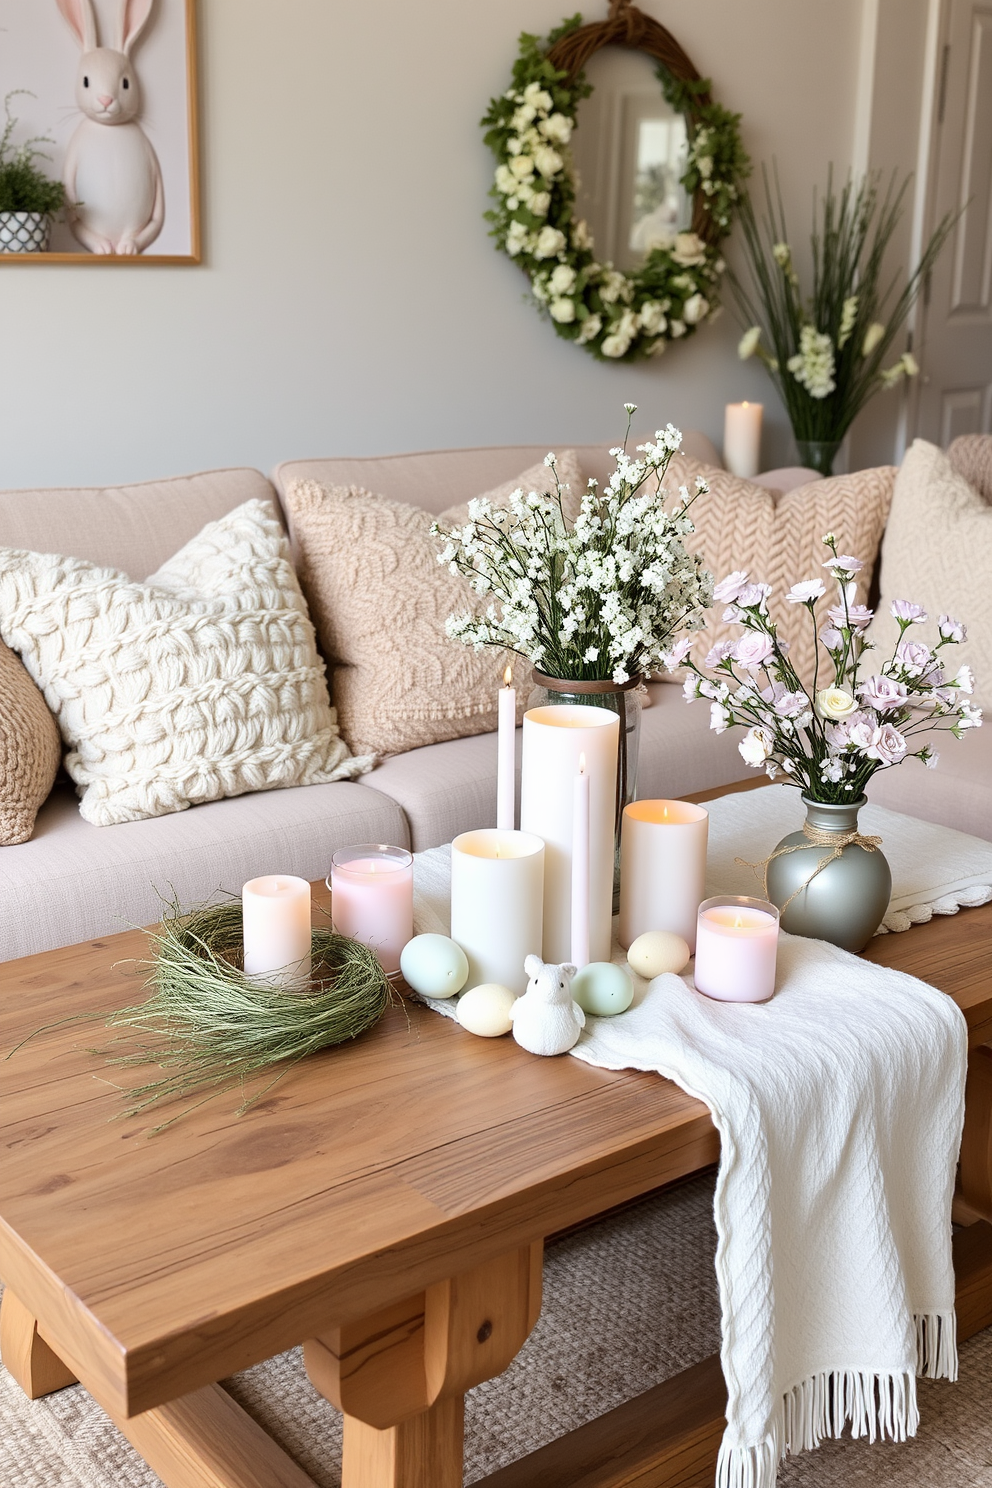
left=0, top=0, right=200, bottom=262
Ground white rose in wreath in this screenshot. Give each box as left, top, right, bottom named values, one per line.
left=550, top=297, right=576, bottom=323
left=510, top=154, right=535, bottom=180
left=495, top=164, right=516, bottom=195
left=549, top=264, right=577, bottom=294
left=534, top=145, right=564, bottom=179
left=683, top=293, right=709, bottom=325
left=577, top=313, right=602, bottom=343
left=639, top=300, right=668, bottom=335
left=534, top=226, right=566, bottom=259
left=540, top=112, right=573, bottom=144
left=529, top=191, right=551, bottom=217
left=671, top=231, right=708, bottom=267
left=506, top=221, right=530, bottom=257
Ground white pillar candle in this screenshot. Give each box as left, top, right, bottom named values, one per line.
left=496, top=665, right=516, bottom=831
left=723, top=402, right=763, bottom=478
left=570, top=755, right=591, bottom=969
left=520, top=704, right=619, bottom=964
left=328, top=845, right=414, bottom=976
left=693, top=895, right=779, bottom=1003
left=242, top=875, right=312, bottom=991
left=619, top=799, right=709, bottom=952
left=450, top=829, right=544, bottom=994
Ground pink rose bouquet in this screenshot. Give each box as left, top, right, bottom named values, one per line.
left=667, top=534, right=982, bottom=802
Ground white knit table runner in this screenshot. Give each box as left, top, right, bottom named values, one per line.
left=411, top=797, right=977, bottom=1486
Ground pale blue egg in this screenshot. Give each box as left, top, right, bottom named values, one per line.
left=400, top=934, right=469, bottom=998
left=571, top=962, right=634, bottom=1016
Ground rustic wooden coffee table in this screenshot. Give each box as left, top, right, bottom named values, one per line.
left=1, top=824, right=991, bottom=1488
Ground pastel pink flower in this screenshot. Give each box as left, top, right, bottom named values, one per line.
left=786, top=579, right=826, bottom=604
left=733, top=631, right=775, bottom=670
left=713, top=570, right=750, bottom=604
left=859, top=675, right=909, bottom=712
left=661, top=636, right=694, bottom=670
left=939, top=614, right=966, bottom=642
left=705, top=640, right=735, bottom=668
left=736, top=582, right=772, bottom=611
left=894, top=640, right=936, bottom=677
left=822, top=554, right=863, bottom=574
left=866, top=723, right=907, bottom=766
left=891, top=599, right=928, bottom=624
left=819, top=626, right=844, bottom=651
left=775, top=690, right=811, bottom=718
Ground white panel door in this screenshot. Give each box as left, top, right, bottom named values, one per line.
left=914, top=0, right=992, bottom=442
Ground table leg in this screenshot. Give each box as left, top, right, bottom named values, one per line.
left=0, top=1288, right=78, bottom=1399
left=959, top=1045, right=992, bottom=1223
left=305, top=1241, right=542, bottom=1488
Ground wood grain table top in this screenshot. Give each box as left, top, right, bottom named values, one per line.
left=1, top=875, right=989, bottom=1421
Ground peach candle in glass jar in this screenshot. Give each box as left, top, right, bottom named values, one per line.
left=693, top=895, right=780, bottom=1003
left=328, top=845, right=414, bottom=976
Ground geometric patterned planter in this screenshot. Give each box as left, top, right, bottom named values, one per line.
left=0, top=212, right=51, bottom=253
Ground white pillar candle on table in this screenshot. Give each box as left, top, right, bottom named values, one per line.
left=570, top=755, right=591, bottom=969
left=328, top=845, right=414, bottom=976
left=242, top=875, right=312, bottom=990
left=520, top=704, right=619, bottom=964
left=450, top=829, right=544, bottom=994
left=723, top=402, right=763, bottom=478
left=496, top=665, right=517, bottom=831
left=619, top=799, right=708, bottom=952
left=693, top=895, right=779, bottom=1003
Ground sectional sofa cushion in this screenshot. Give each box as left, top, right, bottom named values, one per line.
left=948, top=434, right=992, bottom=505
left=283, top=453, right=585, bottom=757
left=873, top=439, right=991, bottom=707
left=658, top=456, right=894, bottom=687
left=0, top=500, right=369, bottom=827
left=0, top=641, right=61, bottom=846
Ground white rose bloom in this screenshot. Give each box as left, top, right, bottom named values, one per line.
left=739, top=726, right=774, bottom=766
left=671, top=232, right=708, bottom=267
left=816, top=687, right=858, bottom=719
left=529, top=191, right=550, bottom=217
left=669, top=319, right=686, bottom=338
left=550, top=296, right=576, bottom=324
left=534, top=226, right=566, bottom=259
left=534, top=145, right=563, bottom=179
left=599, top=270, right=627, bottom=304
left=510, top=154, right=535, bottom=180
left=505, top=221, right=530, bottom=257
left=572, top=219, right=593, bottom=250
left=683, top=293, right=709, bottom=325
left=577, top=313, right=602, bottom=343
left=639, top=301, right=667, bottom=335
left=511, top=104, right=537, bottom=130
left=540, top=112, right=573, bottom=144
left=523, top=83, right=552, bottom=111
left=495, top=164, right=516, bottom=195
left=738, top=326, right=762, bottom=360
left=549, top=264, right=576, bottom=294
left=601, top=332, right=631, bottom=358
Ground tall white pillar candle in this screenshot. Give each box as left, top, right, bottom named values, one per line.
left=619, top=799, right=709, bottom=952
left=496, top=665, right=517, bottom=831
left=450, top=829, right=545, bottom=994
left=242, top=875, right=312, bottom=990
left=570, top=756, right=591, bottom=968
left=723, top=402, right=763, bottom=478
left=520, top=704, right=619, bottom=964
left=329, top=845, right=414, bottom=975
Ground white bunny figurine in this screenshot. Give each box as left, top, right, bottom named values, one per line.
left=57, top=0, right=164, bottom=255
left=509, top=956, right=585, bottom=1057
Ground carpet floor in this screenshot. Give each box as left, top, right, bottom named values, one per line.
left=2, top=1173, right=990, bottom=1487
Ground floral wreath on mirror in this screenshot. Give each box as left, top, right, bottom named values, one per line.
left=482, top=5, right=750, bottom=362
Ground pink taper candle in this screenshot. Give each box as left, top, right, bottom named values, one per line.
left=693, top=895, right=779, bottom=1003
left=570, top=753, right=591, bottom=969
left=496, top=665, right=516, bottom=830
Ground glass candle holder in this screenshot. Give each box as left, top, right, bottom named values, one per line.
left=694, top=895, right=780, bottom=1003
left=328, top=844, right=414, bottom=976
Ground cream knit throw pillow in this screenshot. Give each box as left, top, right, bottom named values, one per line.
left=0, top=641, right=61, bottom=845
left=873, top=439, right=991, bottom=706
left=284, top=454, right=585, bottom=757
left=0, top=500, right=369, bottom=827
left=660, top=456, right=894, bottom=688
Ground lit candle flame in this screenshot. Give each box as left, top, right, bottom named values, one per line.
left=663, top=805, right=668, bottom=819
left=578, top=752, right=586, bottom=775
left=734, top=915, right=743, bottom=928
left=503, top=664, right=513, bottom=687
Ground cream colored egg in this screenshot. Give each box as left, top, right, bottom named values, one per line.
left=627, top=930, right=691, bottom=979
left=456, top=983, right=517, bottom=1037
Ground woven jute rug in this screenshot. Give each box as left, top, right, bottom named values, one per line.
left=2, top=1174, right=991, bottom=1487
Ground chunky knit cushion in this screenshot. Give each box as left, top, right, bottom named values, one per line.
left=659, top=456, right=895, bottom=688
left=284, top=454, right=585, bottom=757
left=873, top=439, right=991, bottom=707
left=0, top=500, right=369, bottom=827
left=948, top=434, right=992, bottom=505
left=0, top=641, right=61, bottom=845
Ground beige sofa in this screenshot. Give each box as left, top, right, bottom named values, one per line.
left=1, top=437, right=988, bottom=962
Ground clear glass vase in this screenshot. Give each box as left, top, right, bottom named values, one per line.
left=795, top=439, right=842, bottom=477
left=528, top=670, right=643, bottom=905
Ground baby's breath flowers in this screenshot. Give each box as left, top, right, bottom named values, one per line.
left=674, top=534, right=982, bottom=803
left=432, top=406, right=712, bottom=685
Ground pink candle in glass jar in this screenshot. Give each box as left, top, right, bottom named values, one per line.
left=693, top=895, right=780, bottom=1003
left=328, top=845, right=414, bottom=975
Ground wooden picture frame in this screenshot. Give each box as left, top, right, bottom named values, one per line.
left=0, top=0, right=200, bottom=264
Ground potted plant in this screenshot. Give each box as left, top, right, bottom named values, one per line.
left=0, top=92, right=66, bottom=255
left=732, top=168, right=954, bottom=475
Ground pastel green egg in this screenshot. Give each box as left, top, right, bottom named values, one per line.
left=627, top=930, right=691, bottom=980
left=400, top=934, right=469, bottom=998
left=456, top=983, right=517, bottom=1037
left=571, top=962, right=634, bottom=1017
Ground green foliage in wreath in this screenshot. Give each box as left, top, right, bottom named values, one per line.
left=481, top=17, right=750, bottom=362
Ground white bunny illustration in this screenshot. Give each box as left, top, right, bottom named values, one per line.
left=57, top=0, right=164, bottom=255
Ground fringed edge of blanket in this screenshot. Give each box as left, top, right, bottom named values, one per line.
left=716, top=1311, right=957, bottom=1488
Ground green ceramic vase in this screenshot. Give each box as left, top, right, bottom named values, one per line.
left=765, top=795, right=891, bottom=953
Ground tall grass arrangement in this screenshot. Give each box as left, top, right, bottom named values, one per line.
left=732, top=167, right=954, bottom=474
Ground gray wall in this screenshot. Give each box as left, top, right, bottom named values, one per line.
left=1, top=0, right=870, bottom=489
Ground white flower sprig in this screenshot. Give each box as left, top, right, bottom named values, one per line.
left=432, top=407, right=713, bottom=685
left=672, top=534, right=981, bottom=802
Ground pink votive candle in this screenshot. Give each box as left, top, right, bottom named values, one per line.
left=328, top=844, right=414, bottom=975
left=693, top=895, right=780, bottom=1003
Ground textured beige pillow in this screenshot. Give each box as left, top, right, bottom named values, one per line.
left=0, top=641, right=61, bottom=845
left=873, top=439, right=991, bottom=706
left=660, top=456, right=894, bottom=687
left=0, top=501, right=369, bottom=826
left=283, top=454, right=585, bottom=757
left=948, top=434, right=992, bottom=505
